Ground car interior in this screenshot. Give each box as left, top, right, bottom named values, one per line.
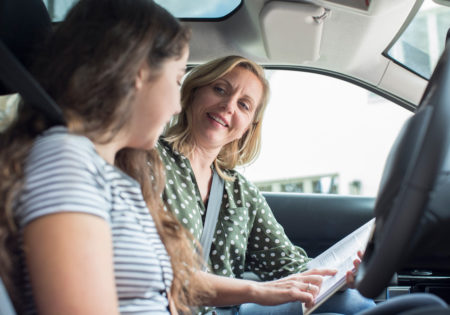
left=1, top=0, right=450, bottom=314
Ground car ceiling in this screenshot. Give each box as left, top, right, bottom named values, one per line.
left=183, top=0, right=428, bottom=107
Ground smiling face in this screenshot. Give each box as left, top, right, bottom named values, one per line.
left=127, top=47, right=189, bottom=149
left=190, top=66, right=263, bottom=151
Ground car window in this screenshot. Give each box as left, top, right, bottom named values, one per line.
left=0, top=94, right=19, bottom=132
left=42, top=0, right=242, bottom=21
left=387, top=1, right=450, bottom=79
left=237, top=70, right=413, bottom=197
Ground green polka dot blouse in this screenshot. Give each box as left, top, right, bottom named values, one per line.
left=157, top=139, right=310, bottom=282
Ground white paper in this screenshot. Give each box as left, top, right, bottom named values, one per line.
left=303, top=218, right=375, bottom=315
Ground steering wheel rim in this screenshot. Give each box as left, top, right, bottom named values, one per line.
left=355, top=37, right=450, bottom=298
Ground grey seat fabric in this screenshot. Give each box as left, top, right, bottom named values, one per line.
left=0, top=278, right=16, bottom=315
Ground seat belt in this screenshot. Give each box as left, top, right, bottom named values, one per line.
left=199, top=169, right=224, bottom=265
left=0, top=40, right=65, bottom=125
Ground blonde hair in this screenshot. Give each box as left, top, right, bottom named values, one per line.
left=164, top=55, right=269, bottom=180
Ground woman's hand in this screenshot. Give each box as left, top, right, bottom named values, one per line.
left=254, top=268, right=337, bottom=308
left=346, top=250, right=363, bottom=289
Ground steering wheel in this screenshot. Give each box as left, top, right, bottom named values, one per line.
left=355, top=32, right=450, bottom=298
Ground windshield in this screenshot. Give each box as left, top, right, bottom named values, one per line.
left=42, top=0, right=241, bottom=21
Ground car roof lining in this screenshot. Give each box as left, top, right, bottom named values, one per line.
left=184, top=0, right=425, bottom=106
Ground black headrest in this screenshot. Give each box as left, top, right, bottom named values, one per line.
left=0, top=0, right=52, bottom=95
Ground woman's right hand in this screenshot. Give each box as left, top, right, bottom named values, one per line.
left=253, top=268, right=337, bottom=308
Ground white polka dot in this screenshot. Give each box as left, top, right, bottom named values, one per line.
left=166, top=165, right=172, bottom=170
left=217, top=229, right=222, bottom=234
left=214, top=264, right=219, bottom=269
left=182, top=218, right=188, bottom=224
left=218, top=241, right=224, bottom=246
left=220, top=255, right=225, bottom=260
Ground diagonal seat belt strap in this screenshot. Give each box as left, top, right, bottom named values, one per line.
left=0, top=40, right=65, bottom=125
left=199, top=169, right=225, bottom=266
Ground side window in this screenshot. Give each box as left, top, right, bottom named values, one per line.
left=0, top=94, right=19, bottom=132
left=238, top=70, right=412, bottom=196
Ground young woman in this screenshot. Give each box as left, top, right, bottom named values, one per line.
left=0, top=0, right=209, bottom=314
left=159, top=55, right=373, bottom=314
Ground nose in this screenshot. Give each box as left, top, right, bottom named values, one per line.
left=221, top=95, right=237, bottom=113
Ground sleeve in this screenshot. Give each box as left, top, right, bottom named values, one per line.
left=243, top=181, right=311, bottom=280
left=15, top=137, right=111, bottom=228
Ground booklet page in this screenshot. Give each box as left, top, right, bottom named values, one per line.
left=303, top=218, right=375, bottom=315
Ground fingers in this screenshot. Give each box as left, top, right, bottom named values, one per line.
left=346, top=270, right=355, bottom=288
left=302, top=268, right=338, bottom=277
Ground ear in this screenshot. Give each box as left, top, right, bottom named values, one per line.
left=135, top=62, right=150, bottom=90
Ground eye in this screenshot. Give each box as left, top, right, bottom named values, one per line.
left=239, top=101, right=249, bottom=111
left=213, top=86, right=226, bottom=95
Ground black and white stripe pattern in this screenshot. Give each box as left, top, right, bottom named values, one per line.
left=15, top=127, right=172, bottom=314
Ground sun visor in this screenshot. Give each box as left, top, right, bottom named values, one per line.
left=260, top=1, right=328, bottom=63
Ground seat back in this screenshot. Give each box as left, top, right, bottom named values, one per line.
left=0, top=0, right=60, bottom=312
left=0, top=0, right=64, bottom=124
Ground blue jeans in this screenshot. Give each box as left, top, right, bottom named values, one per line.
left=210, top=288, right=374, bottom=315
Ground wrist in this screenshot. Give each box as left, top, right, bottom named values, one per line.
left=247, top=280, right=264, bottom=304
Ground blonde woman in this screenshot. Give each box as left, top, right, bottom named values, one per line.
left=157, top=55, right=371, bottom=314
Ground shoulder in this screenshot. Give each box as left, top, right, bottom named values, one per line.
left=27, top=126, right=102, bottom=175
left=226, top=169, right=259, bottom=191
left=17, top=127, right=112, bottom=226
left=225, top=168, right=264, bottom=202
left=157, top=138, right=190, bottom=171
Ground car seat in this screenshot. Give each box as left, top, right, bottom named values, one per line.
left=0, top=0, right=60, bottom=313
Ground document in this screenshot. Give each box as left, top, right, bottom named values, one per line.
left=302, top=218, right=375, bottom=315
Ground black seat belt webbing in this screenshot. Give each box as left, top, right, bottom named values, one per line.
left=0, top=40, right=65, bottom=125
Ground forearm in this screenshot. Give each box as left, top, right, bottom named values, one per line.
left=196, top=271, right=260, bottom=306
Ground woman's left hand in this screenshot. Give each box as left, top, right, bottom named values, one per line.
left=346, top=250, right=363, bottom=289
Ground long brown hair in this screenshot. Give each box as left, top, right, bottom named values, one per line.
left=164, top=55, right=270, bottom=180
left=0, top=0, right=208, bottom=312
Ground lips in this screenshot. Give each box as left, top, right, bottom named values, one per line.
left=207, top=112, right=229, bottom=127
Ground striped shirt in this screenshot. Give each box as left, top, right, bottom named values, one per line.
left=15, top=126, right=172, bottom=314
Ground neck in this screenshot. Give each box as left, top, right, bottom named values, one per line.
left=189, top=145, right=220, bottom=174
left=189, top=144, right=221, bottom=203
left=94, top=139, right=123, bottom=165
